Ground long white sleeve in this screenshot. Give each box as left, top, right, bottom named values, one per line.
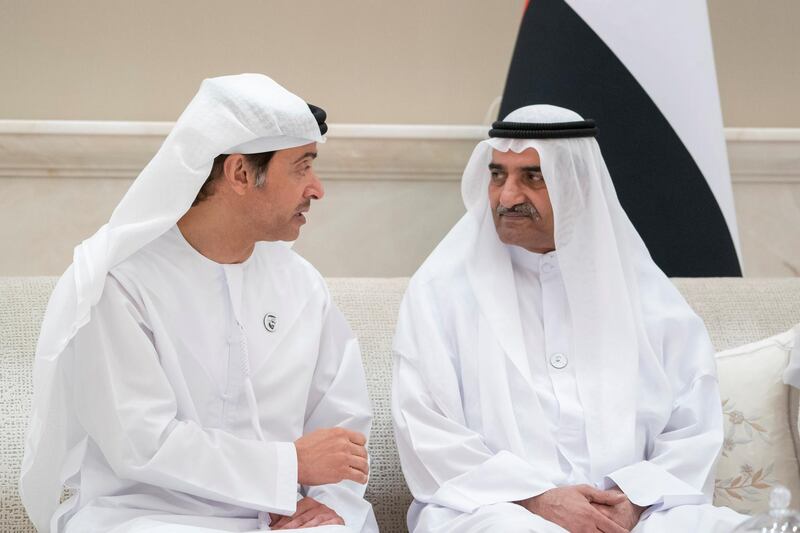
left=603, top=375, right=723, bottom=512
left=392, top=285, right=553, bottom=513
left=602, top=269, right=724, bottom=514
left=71, top=275, right=298, bottom=515
left=393, top=356, right=554, bottom=513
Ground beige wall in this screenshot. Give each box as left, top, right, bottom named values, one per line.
left=1, top=0, right=798, bottom=126
left=708, top=0, right=800, bottom=127
left=1, top=126, right=798, bottom=277
left=0, top=0, right=523, bottom=124
left=1, top=2, right=797, bottom=278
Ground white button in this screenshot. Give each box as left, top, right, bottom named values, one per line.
left=550, top=353, right=568, bottom=369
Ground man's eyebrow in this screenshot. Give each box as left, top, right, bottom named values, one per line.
left=488, top=163, right=504, bottom=170
left=521, top=165, right=542, bottom=172
left=292, top=152, right=318, bottom=164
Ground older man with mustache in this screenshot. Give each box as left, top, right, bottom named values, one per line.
left=392, top=104, right=747, bottom=532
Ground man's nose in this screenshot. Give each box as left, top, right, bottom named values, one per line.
left=307, top=170, right=325, bottom=200
left=498, top=176, right=525, bottom=207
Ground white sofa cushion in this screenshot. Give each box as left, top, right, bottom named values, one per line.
left=714, top=325, right=800, bottom=514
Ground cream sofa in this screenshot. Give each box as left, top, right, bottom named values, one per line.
left=2, top=276, right=800, bottom=532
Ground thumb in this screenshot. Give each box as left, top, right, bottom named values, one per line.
left=585, top=486, right=628, bottom=505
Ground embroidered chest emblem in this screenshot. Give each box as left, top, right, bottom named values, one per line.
left=263, top=313, right=277, bottom=333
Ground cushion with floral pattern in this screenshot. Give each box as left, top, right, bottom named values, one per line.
left=713, top=325, right=800, bottom=514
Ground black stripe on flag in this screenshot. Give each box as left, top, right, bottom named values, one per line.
left=500, top=0, right=742, bottom=277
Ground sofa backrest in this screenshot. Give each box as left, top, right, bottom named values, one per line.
left=2, top=277, right=800, bottom=532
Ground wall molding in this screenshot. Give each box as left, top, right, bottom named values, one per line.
left=725, top=127, right=800, bottom=184
left=0, top=120, right=798, bottom=183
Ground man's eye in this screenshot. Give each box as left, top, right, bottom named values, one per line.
left=490, top=172, right=504, bottom=181
left=526, top=172, right=544, bottom=182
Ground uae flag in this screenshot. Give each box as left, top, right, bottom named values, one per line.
left=500, top=0, right=742, bottom=277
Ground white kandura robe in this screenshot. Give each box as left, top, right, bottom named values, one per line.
left=392, top=245, right=746, bottom=533
left=54, top=226, right=377, bottom=533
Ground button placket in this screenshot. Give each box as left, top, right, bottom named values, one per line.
left=540, top=258, right=578, bottom=418
left=541, top=255, right=567, bottom=372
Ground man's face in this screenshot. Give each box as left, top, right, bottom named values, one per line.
left=488, top=147, right=555, bottom=253
left=245, top=142, right=323, bottom=242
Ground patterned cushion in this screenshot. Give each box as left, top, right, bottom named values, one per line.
left=713, top=326, right=800, bottom=514
left=2, top=277, right=800, bottom=532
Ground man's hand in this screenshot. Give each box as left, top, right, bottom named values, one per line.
left=269, top=497, right=344, bottom=530
left=295, top=428, right=369, bottom=486
left=591, top=487, right=646, bottom=530
left=516, top=485, right=630, bottom=533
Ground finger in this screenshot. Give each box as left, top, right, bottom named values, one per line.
left=349, top=456, right=369, bottom=476
left=342, top=429, right=367, bottom=446
left=271, top=499, right=314, bottom=528
left=343, top=466, right=369, bottom=484
left=319, top=516, right=346, bottom=526
left=350, top=442, right=368, bottom=459
left=593, top=508, right=630, bottom=533
left=299, top=511, right=340, bottom=528
left=591, top=503, right=615, bottom=519
left=295, top=497, right=317, bottom=512
left=271, top=512, right=301, bottom=529
left=270, top=516, right=291, bottom=529
left=586, top=487, right=628, bottom=505
left=270, top=511, right=294, bottom=529
left=276, top=506, right=321, bottom=530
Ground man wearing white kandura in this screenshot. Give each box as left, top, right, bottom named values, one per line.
left=392, top=104, right=748, bottom=532
left=20, top=73, right=378, bottom=533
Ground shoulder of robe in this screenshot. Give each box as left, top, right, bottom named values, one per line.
left=632, top=255, right=716, bottom=387
left=108, top=232, right=180, bottom=285
left=103, top=233, right=196, bottom=317
left=83, top=272, right=151, bottom=334
left=636, top=260, right=702, bottom=326
left=101, top=260, right=151, bottom=318
left=405, top=260, right=471, bottom=315
left=409, top=250, right=467, bottom=288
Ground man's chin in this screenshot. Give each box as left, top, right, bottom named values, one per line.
left=259, top=228, right=301, bottom=243
left=280, top=230, right=301, bottom=242
left=287, top=226, right=302, bottom=242
left=496, top=229, right=523, bottom=247
left=496, top=229, right=543, bottom=250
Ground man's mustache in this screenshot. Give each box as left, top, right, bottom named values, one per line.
left=496, top=203, right=541, bottom=220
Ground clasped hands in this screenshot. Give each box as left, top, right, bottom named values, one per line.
left=268, top=427, right=369, bottom=530
left=270, top=430, right=644, bottom=532
left=517, top=484, right=646, bottom=533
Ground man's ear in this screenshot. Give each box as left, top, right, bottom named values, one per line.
left=222, top=154, right=250, bottom=196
